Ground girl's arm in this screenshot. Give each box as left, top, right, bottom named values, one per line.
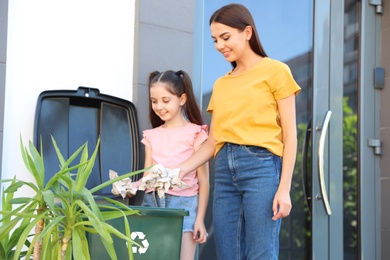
left=192, top=161, right=209, bottom=243
left=178, top=115, right=216, bottom=179
left=272, top=94, right=297, bottom=220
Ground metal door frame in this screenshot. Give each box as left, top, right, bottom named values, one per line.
left=359, top=1, right=382, bottom=259
left=311, top=0, right=344, bottom=259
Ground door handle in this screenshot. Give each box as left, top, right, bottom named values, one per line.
left=317, top=110, right=332, bottom=215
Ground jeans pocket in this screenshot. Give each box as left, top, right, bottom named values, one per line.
left=243, top=145, right=273, bottom=158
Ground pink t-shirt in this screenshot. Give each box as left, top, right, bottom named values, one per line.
left=141, top=123, right=208, bottom=196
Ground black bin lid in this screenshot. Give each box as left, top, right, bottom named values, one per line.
left=33, top=86, right=141, bottom=196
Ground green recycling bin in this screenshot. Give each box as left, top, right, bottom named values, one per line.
left=88, top=205, right=189, bottom=260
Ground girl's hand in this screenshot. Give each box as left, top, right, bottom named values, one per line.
left=272, top=189, right=292, bottom=220
left=125, top=180, right=141, bottom=198
left=193, top=219, right=208, bottom=244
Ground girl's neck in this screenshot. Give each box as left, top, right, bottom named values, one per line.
left=162, top=116, right=189, bottom=129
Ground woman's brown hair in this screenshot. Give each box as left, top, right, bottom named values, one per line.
left=209, top=3, right=268, bottom=68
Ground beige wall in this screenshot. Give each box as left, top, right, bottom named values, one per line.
left=381, top=0, right=390, bottom=258
left=0, top=0, right=7, bottom=180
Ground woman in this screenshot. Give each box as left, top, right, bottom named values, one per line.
left=177, top=3, right=300, bottom=259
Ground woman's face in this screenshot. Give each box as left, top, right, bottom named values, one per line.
left=210, top=22, right=251, bottom=63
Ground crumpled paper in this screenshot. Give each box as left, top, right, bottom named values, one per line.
left=110, top=169, right=138, bottom=199
left=110, top=164, right=187, bottom=199
left=138, top=164, right=186, bottom=198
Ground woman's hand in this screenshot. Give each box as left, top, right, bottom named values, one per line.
left=272, top=189, right=292, bottom=220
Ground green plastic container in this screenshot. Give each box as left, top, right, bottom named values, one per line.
left=88, top=206, right=189, bottom=260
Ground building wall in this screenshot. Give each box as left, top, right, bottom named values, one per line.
left=0, top=0, right=7, bottom=180
left=380, top=0, right=390, bottom=258
left=134, top=0, right=195, bottom=160
left=1, top=1, right=137, bottom=202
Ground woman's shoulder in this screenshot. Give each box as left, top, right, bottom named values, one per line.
left=261, top=57, right=290, bottom=70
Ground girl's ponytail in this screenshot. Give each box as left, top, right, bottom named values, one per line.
left=177, top=70, right=204, bottom=126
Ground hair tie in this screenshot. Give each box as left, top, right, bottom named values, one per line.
left=157, top=71, right=165, bottom=81
left=176, top=70, right=184, bottom=78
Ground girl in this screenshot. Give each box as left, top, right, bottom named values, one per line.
left=141, top=70, right=209, bottom=260
left=176, top=4, right=301, bottom=260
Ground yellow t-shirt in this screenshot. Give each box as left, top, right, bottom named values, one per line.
left=207, top=57, right=301, bottom=157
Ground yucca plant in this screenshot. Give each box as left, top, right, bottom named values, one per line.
left=0, top=178, right=32, bottom=260
left=0, top=135, right=148, bottom=260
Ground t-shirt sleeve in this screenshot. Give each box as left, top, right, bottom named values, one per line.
left=270, top=61, right=301, bottom=100
left=194, top=124, right=209, bottom=149
left=207, top=89, right=215, bottom=113
left=141, top=130, right=151, bottom=147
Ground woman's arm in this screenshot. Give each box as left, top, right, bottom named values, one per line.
left=132, top=145, right=153, bottom=188
left=192, top=161, right=209, bottom=243
left=272, top=94, right=297, bottom=220
left=177, top=115, right=216, bottom=179
left=143, top=145, right=154, bottom=175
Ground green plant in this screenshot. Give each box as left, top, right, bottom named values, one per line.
left=0, top=135, right=148, bottom=260
left=0, top=178, right=32, bottom=260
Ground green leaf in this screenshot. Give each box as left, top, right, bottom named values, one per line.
left=100, top=210, right=138, bottom=220
left=107, top=208, right=134, bottom=260
left=44, top=161, right=88, bottom=191
left=52, top=135, right=86, bottom=171
left=23, top=144, right=44, bottom=189
left=4, top=181, right=25, bottom=193
left=9, top=197, right=33, bottom=204
left=51, top=135, right=67, bottom=167
left=28, top=140, right=45, bottom=188
left=75, top=139, right=100, bottom=192
left=42, top=190, right=55, bottom=211
left=75, top=200, right=112, bottom=243
left=100, top=209, right=139, bottom=221
left=39, top=216, right=65, bottom=239
left=0, top=198, right=39, bottom=225
left=4, top=179, right=39, bottom=194
left=75, top=141, right=90, bottom=184
left=103, top=222, right=137, bottom=246
left=6, top=217, right=32, bottom=253
left=96, top=196, right=139, bottom=213
left=96, top=226, right=119, bottom=260
left=80, top=187, right=103, bottom=219
left=12, top=215, right=44, bottom=260
left=0, top=243, right=5, bottom=259
left=72, top=228, right=90, bottom=260
left=0, top=216, right=25, bottom=240
left=89, top=166, right=150, bottom=194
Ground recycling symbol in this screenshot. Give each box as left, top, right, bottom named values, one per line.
left=130, top=231, right=149, bottom=254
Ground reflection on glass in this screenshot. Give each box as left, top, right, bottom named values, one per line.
left=343, top=0, right=359, bottom=259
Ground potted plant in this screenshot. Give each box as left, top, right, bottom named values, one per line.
left=0, top=135, right=148, bottom=260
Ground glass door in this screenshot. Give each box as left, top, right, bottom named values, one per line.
left=195, top=1, right=357, bottom=259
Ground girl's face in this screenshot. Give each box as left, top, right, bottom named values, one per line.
left=210, top=22, right=252, bottom=63
left=150, top=82, right=186, bottom=124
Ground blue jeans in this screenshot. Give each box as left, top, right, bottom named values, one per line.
left=142, top=192, right=198, bottom=233
left=213, top=143, right=282, bottom=260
